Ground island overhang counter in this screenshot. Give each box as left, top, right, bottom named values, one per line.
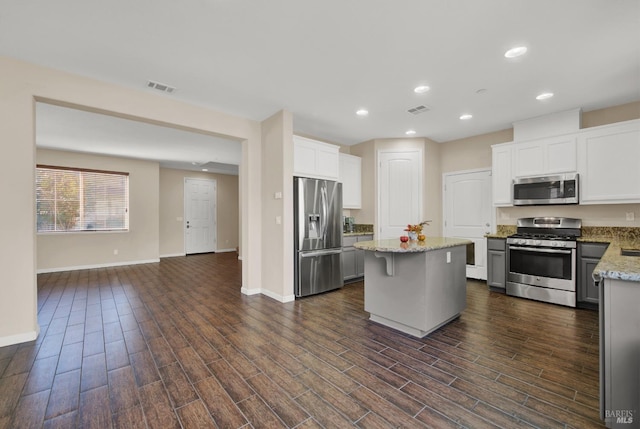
left=354, top=237, right=472, bottom=338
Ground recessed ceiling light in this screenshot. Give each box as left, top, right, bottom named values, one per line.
left=536, top=92, right=554, bottom=100
left=414, top=85, right=430, bottom=94
left=201, top=168, right=208, bottom=172
left=460, top=114, right=473, bottom=120
left=356, top=109, right=369, bottom=116
left=405, top=130, right=416, bottom=136
left=504, top=46, right=527, bottom=58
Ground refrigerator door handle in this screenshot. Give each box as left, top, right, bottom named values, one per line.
left=300, top=248, right=342, bottom=257
left=320, top=184, right=328, bottom=239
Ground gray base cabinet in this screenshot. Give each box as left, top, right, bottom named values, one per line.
left=600, top=278, right=640, bottom=428
left=342, top=234, right=373, bottom=282
left=578, top=242, right=608, bottom=306
left=487, top=238, right=506, bottom=290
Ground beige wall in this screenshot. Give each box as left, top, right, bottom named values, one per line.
left=350, top=138, right=442, bottom=236
left=0, top=55, right=264, bottom=346
left=159, top=168, right=239, bottom=256
left=36, top=150, right=160, bottom=271
left=440, top=129, right=513, bottom=174
left=581, top=101, right=640, bottom=128
left=260, top=110, right=295, bottom=301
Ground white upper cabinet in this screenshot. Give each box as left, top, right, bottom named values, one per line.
left=293, top=136, right=340, bottom=181
left=513, top=135, right=577, bottom=178
left=491, top=143, right=513, bottom=206
left=577, top=119, right=640, bottom=204
left=339, top=153, right=362, bottom=209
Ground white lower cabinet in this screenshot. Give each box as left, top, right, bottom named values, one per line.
left=578, top=119, right=640, bottom=204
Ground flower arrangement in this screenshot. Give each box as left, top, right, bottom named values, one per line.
left=404, top=220, right=431, bottom=234
left=403, top=220, right=431, bottom=241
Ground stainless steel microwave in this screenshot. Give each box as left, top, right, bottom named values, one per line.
left=513, top=173, right=579, bottom=206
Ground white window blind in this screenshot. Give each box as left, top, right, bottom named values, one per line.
left=36, top=165, right=129, bottom=232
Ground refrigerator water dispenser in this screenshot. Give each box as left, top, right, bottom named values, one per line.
left=308, top=214, right=320, bottom=239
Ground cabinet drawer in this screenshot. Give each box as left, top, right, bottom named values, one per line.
left=343, top=236, right=358, bottom=247
left=580, top=242, right=608, bottom=258
left=487, top=238, right=506, bottom=251
left=357, top=235, right=373, bottom=242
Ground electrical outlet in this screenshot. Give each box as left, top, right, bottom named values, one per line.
left=626, top=212, right=635, bottom=221
left=113, top=249, right=119, bottom=255
left=275, top=216, right=282, bottom=225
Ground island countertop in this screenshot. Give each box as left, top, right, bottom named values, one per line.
left=354, top=237, right=472, bottom=253
left=593, top=239, right=640, bottom=282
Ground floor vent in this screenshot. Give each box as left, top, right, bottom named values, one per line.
left=146, top=80, right=176, bottom=94
left=407, top=105, right=430, bottom=115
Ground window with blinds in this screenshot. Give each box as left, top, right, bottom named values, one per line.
left=36, top=165, right=129, bottom=232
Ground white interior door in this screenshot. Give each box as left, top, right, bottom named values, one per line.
left=185, top=178, right=217, bottom=254
left=443, top=170, right=492, bottom=280
left=378, top=150, right=422, bottom=239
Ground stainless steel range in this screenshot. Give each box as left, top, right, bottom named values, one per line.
left=506, top=217, right=581, bottom=307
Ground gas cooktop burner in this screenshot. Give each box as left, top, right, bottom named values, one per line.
left=507, top=217, right=582, bottom=249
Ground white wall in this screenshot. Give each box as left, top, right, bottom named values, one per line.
left=258, top=110, right=295, bottom=301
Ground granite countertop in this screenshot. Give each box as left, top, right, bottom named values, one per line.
left=343, top=232, right=374, bottom=237
left=354, top=237, right=472, bottom=253
left=593, top=239, right=640, bottom=282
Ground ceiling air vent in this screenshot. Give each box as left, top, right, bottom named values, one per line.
left=146, top=80, right=176, bottom=94
left=407, top=105, right=430, bottom=115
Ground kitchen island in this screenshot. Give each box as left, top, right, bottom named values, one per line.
left=354, top=237, right=471, bottom=338
left=593, top=239, right=640, bottom=429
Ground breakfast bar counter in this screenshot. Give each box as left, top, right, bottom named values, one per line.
left=354, top=237, right=471, bottom=337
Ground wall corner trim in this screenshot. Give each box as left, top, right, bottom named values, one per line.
left=0, top=328, right=39, bottom=348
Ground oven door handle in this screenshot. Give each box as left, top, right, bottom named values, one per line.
left=508, top=246, right=573, bottom=255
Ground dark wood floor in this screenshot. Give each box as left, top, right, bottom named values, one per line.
left=0, top=253, right=604, bottom=428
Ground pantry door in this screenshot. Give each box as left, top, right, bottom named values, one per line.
left=185, top=178, right=217, bottom=254
left=443, top=169, right=493, bottom=280
left=377, top=149, right=423, bottom=239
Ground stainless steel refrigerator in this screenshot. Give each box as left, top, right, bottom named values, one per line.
left=294, top=177, right=343, bottom=297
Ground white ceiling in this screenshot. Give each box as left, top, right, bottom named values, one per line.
left=2, top=0, right=639, bottom=166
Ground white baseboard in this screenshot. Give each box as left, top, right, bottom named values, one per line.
left=0, top=327, right=39, bottom=347
left=160, top=253, right=186, bottom=258
left=37, top=258, right=161, bottom=274
left=241, top=287, right=261, bottom=296
left=215, top=248, right=237, bottom=253
left=241, top=287, right=295, bottom=303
